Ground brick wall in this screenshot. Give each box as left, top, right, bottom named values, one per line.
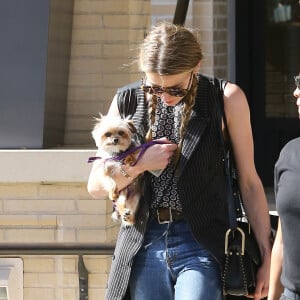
left=0, top=150, right=119, bottom=300
left=193, top=0, right=228, bottom=77
left=64, top=0, right=151, bottom=146
left=151, top=0, right=193, bottom=25
left=0, top=182, right=116, bottom=300
left=22, top=249, right=110, bottom=299
left=212, top=0, right=228, bottom=78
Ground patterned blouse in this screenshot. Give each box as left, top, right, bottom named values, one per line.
left=150, top=99, right=183, bottom=211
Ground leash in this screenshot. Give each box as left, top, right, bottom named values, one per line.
left=87, top=140, right=166, bottom=166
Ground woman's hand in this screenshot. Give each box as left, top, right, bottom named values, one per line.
left=134, top=137, right=178, bottom=174
left=248, top=254, right=271, bottom=299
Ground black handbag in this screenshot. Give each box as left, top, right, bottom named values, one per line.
left=223, top=219, right=261, bottom=296
left=216, top=79, right=262, bottom=297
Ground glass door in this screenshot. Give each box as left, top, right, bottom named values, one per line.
left=265, top=0, right=300, bottom=118
left=235, top=0, right=300, bottom=186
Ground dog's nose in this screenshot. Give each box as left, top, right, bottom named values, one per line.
left=113, top=138, right=119, bottom=145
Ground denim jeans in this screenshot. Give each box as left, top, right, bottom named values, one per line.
left=280, top=288, right=300, bottom=300
left=129, top=218, right=222, bottom=300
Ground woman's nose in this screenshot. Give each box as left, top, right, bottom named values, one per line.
left=160, top=92, right=172, bottom=100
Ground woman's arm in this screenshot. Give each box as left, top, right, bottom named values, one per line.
left=223, top=82, right=272, bottom=299
left=268, top=218, right=284, bottom=300
left=87, top=94, right=178, bottom=199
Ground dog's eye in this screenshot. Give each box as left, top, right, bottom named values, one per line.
left=118, top=131, right=125, bottom=136
left=105, top=132, right=112, bottom=137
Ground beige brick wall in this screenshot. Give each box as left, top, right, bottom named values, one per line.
left=0, top=182, right=117, bottom=242
left=0, top=150, right=118, bottom=300
left=193, top=0, right=228, bottom=77
left=21, top=254, right=110, bottom=300
left=212, top=0, right=228, bottom=78
left=64, top=0, right=151, bottom=146
left=151, top=0, right=193, bottom=26
left=0, top=181, right=118, bottom=300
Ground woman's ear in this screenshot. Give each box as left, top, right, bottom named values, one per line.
left=193, top=61, right=201, bottom=74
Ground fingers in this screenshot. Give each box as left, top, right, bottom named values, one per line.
left=156, top=137, right=171, bottom=143
left=252, top=283, right=269, bottom=300
left=258, top=285, right=269, bottom=299
left=260, top=285, right=269, bottom=299
left=163, top=143, right=177, bottom=163
left=146, top=142, right=176, bottom=169
left=156, top=137, right=177, bottom=146
left=241, top=281, right=268, bottom=300
left=153, top=138, right=177, bottom=156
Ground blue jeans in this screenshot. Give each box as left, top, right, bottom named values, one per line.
left=129, top=218, right=222, bottom=300
left=280, top=288, right=300, bottom=300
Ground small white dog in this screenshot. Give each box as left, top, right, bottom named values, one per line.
left=91, top=114, right=141, bottom=225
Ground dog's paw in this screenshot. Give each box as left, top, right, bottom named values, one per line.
left=122, top=209, right=131, bottom=220
left=122, top=209, right=134, bottom=225
left=124, top=154, right=136, bottom=166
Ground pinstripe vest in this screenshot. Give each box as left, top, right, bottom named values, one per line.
left=105, top=74, right=229, bottom=300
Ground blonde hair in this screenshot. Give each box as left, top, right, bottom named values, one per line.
left=140, top=22, right=203, bottom=74
left=140, top=22, right=203, bottom=164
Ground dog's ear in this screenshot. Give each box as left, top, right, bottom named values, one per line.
left=91, top=123, right=101, bottom=147
left=125, top=118, right=137, bottom=133
left=91, top=114, right=104, bottom=148
left=93, top=113, right=103, bottom=125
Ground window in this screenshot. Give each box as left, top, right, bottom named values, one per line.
left=0, top=287, right=8, bottom=300
left=265, top=0, right=300, bottom=118
left=0, top=258, right=23, bottom=300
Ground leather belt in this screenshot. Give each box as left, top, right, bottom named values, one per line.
left=151, top=207, right=184, bottom=224
left=284, top=288, right=300, bottom=300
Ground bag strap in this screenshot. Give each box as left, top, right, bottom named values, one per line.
left=215, top=78, right=241, bottom=229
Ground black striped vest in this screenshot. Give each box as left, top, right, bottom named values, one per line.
left=105, top=74, right=229, bottom=300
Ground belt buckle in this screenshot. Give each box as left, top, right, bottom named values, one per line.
left=157, top=207, right=172, bottom=224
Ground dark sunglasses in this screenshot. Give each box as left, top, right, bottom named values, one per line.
left=295, top=75, right=300, bottom=89
left=141, top=72, right=193, bottom=97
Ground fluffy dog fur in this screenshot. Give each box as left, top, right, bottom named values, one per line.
left=91, top=114, right=141, bottom=225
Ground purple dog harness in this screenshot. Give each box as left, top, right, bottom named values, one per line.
left=87, top=140, right=166, bottom=165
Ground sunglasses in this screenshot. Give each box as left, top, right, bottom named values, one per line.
left=141, top=72, right=193, bottom=97
left=295, top=75, right=300, bottom=89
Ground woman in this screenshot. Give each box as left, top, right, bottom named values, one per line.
left=268, top=74, right=300, bottom=300
left=88, top=22, right=271, bottom=300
